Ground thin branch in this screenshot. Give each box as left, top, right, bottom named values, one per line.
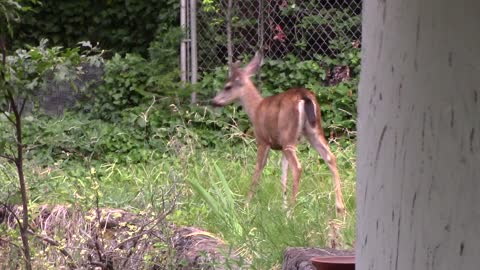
left=19, top=98, right=27, bottom=116
left=1, top=110, right=16, bottom=126
left=120, top=189, right=178, bottom=267
left=1, top=34, right=32, bottom=270
left=142, top=96, right=156, bottom=119
left=0, top=153, right=15, bottom=162
left=5, top=88, right=18, bottom=115
left=0, top=35, right=5, bottom=65
left=7, top=143, right=16, bottom=158
left=92, top=191, right=107, bottom=267
left=120, top=218, right=162, bottom=267
left=114, top=217, right=161, bottom=251
left=2, top=204, right=22, bottom=229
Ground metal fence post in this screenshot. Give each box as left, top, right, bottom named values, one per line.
left=226, top=0, right=233, bottom=71
left=180, top=0, right=187, bottom=83
left=258, top=0, right=264, bottom=52
left=190, top=0, right=198, bottom=104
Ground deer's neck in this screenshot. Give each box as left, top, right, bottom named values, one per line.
left=240, top=85, right=263, bottom=121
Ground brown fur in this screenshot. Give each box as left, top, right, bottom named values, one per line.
left=254, top=88, right=320, bottom=150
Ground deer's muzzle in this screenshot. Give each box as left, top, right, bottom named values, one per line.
left=210, top=99, right=224, bottom=107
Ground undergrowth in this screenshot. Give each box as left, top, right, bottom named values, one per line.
left=0, top=113, right=356, bottom=269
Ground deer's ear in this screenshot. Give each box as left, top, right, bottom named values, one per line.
left=231, top=60, right=242, bottom=70
left=244, top=51, right=263, bottom=77
left=230, top=60, right=242, bottom=78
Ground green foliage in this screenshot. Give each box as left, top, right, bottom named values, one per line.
left=0, top=39, right=101, bottom=206
left=187, top=163, right=244, bottom=237
left=2, top=40, right=100, bottom=97
left=298, top=7, right=361, bottom=53
left=0, top=40, right=103, bottom=157
left=20, top=113, right=152, bottom=164
left=164, top=139, right=357, bottom=269
left=0, top=115, right=356, bottom=269
left=0, top=0, right=22, bottom=37
left=7, top=102, right=249, bottom=168
left=3, top=39, right=100, bottom=92
left=0, top=0, right=40, bottom=38
left=85, top=53, right=149, bottom=118
left=13, top=0, right=179, bottom=55
left=260, top=55, right=328, bottom=94
left=83, top=28, right=184, bottom=120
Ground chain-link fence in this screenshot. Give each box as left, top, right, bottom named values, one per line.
left=197, top=0, right=361, bottom=73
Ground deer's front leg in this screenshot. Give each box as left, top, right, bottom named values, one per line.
left=247, top=144, right=270, bottom=202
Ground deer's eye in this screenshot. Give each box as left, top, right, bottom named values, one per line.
left=224, top=85, right=232, bottom=91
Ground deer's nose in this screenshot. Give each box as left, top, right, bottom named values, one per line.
left=210, top=99, right=222, bottom=107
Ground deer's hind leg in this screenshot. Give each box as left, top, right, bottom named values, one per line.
left=280, top=154, right=289, bottom=209
left=305, top=128, right=346, bottom=216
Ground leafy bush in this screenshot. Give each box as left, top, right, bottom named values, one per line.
left=12, top=102, right=250, bottom=166
left=1, top=39, right=102, bottom=157
left=13, top=0, right=179, bottom=56
left=82, top=28, right=184, bottom=120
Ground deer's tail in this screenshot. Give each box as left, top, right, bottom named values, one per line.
left=302, top=96, right=317, bottom=127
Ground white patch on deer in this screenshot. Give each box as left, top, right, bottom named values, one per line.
left=297, top=100, right=305, bottom=139
left=311, top=100, right=317, bottom=119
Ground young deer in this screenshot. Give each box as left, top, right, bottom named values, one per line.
left=211, top=52, right=345, bottom=215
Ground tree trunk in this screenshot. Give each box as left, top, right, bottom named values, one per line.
left=357, top=0, right=480, bottom=270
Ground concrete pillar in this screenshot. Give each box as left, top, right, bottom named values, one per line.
left=357, top=0, right=480, bottom=269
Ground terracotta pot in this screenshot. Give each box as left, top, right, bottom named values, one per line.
left=310, top=256, right=355, bottom=270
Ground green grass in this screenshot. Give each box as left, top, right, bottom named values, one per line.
left=181, top=141, right=356, bottom=269
left=0, top=129, right=356, bottom=269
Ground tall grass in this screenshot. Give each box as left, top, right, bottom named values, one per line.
left=0, top=135, right=356, bottom=269
left=182, top=140, right=356, bottom=269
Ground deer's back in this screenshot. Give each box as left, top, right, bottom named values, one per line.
left=253, top=88, right=320, bottom=150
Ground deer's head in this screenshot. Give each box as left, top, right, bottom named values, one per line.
left=211, top=52, right=263, bottom=107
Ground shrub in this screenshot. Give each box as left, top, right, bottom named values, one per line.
left=13, top=0, right=179, bottom=56
left=82, top=28, right=184, bottom=120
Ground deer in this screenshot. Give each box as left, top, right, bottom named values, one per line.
left=211, top=52, right=346, bottom=216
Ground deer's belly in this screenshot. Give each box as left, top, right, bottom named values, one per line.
left=270, top=143, right=283, bottom=151
left=256, top=133, right=283, bottom=150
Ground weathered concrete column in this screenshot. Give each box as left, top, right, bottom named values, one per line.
left=357, top=0, right=480, bottom=269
